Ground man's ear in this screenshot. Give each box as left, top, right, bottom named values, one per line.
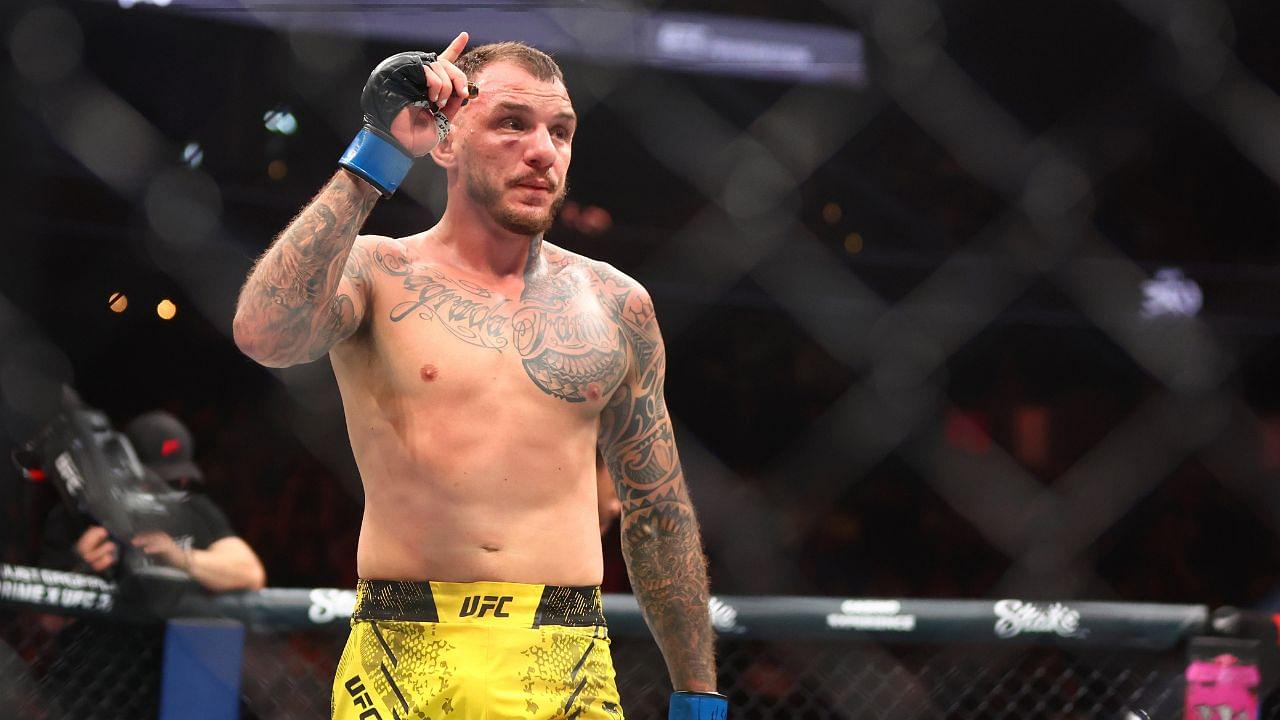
left=430, top=130, right=457, bottom=169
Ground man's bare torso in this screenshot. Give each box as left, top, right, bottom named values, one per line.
left=330, top=233, right=638, bottom=585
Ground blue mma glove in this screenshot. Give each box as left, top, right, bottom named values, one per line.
left=669, top=691, right=728, bottom=720
left=339, top=51, right=448, bottom=197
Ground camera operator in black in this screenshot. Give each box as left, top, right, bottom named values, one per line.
left=41, top=410, right=265, bottom=591
left=31, top=410, right=264, bottom=719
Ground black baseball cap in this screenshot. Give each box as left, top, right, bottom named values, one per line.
left=124, top=410, right=203, bottom=484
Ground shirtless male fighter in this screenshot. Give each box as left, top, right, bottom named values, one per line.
left=233, top=33, right=725, bottom=720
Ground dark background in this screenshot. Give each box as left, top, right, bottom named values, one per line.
left=4, top=0, right=1280, bottom=607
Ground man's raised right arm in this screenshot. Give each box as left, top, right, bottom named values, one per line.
left=234, top=34, right=472, bottom=367
left=232, top=170, right=379, bottom=367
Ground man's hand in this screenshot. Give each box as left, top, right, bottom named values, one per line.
left=340, top=31, right=472, bottom=196
left=74, top=526, right=118, bottom=573
left=131, top=531, right=190, bottom=571
left=389, top=31, right=471, bottom=156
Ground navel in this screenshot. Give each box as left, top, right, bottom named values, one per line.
left=420, top=363, right=439, bottom=382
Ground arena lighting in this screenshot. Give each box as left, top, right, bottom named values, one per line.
left=263, top=108, right=297, bottom=136
left=822, top=202, right=842, bottom=224
left=1140, top=267, right=1203, bottom=318
left=156, top=298, right=177, bottom=320
left=117, top=0, right=171, bottom=7
left=107, top=292, right=127, bottom=313
left=843, top=232, right=864, bottom=254
left=180, top=142, right=203, bottom=169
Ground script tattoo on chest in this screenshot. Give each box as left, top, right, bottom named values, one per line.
left=374, top=246, right=511, bottom=350
left=374, top=244, right=627, bottom=403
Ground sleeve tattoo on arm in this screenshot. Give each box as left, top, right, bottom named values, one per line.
left=235, top=172, right=378, bottom=365
left=320, top=243, right=372, bottom=343
left=597, top=267, right=717, bottom=690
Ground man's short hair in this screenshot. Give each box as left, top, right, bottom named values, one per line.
left=456, top=41, right=564, bottom=84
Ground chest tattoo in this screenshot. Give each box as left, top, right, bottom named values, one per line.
left=515, top=271, right=627, bottom=403
left=375, top=245, right=628, bottom=403
left=376, top=247, right=511, bottom=350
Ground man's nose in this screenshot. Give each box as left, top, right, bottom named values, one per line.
left=523, top=125, right=557, bottom=169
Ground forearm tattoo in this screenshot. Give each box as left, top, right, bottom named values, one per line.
left=598, top=270, right=717, bottom=690
left=235, top=171, right=378, bottom=365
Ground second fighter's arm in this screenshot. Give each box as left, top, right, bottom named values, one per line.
left=597, top=273, right=717, bottom=693
left=233, top=170, right=380, bottom=367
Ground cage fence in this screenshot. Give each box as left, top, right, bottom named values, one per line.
left=5, top=0, right=1280, bottom=719
left=0, top=611, right=1214, bottom=720
left=4, top=0, right=1280, bottom=607
left=2, top=581, right=1265, bottom=720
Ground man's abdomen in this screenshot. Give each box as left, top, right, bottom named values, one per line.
left=354, top=475, right=607, bottom=586
left=334, top=332, right=611, bottom=585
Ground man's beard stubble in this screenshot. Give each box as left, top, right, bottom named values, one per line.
left=464, top=166, right=568, bottom=237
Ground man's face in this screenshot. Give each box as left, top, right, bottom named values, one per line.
left=452, top=61, right=574, bottom=236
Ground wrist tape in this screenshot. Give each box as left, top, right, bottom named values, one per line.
left=339, top=126, right=413, bottom=197
left=669, top=691, right=728, bottom=720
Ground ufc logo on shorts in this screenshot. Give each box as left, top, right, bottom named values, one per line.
left=345, top=675, right=383, bottom=719
left=459, top=594, right=513, bottom=618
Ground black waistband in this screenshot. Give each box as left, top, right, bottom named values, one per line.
left=352, top=580, right=607, bottom=628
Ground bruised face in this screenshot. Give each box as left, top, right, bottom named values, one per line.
left=449, top=61, right=574, bottom=236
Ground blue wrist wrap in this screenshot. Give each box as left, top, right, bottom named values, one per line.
left=669, top=691, right=728, bottom=720
left=338, top=127, right=413, bottom=197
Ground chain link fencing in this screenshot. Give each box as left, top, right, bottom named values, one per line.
left=5, top=0, right=1280, bottom=718
left=1, top=616, right=162, bottom=720
left=4, top=0, right=1279, bottom=607
left=0, top=577, right=1249, bottom=719
left=0, top=610, right=1217, bottom=719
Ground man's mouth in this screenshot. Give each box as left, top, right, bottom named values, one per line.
left=513, top=177, right=554, bottom=192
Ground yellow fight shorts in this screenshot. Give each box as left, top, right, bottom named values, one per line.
left=332, top=579, right=625, bottom=720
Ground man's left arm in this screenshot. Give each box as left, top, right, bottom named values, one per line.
left=598, top=281, right=717, bottom=694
